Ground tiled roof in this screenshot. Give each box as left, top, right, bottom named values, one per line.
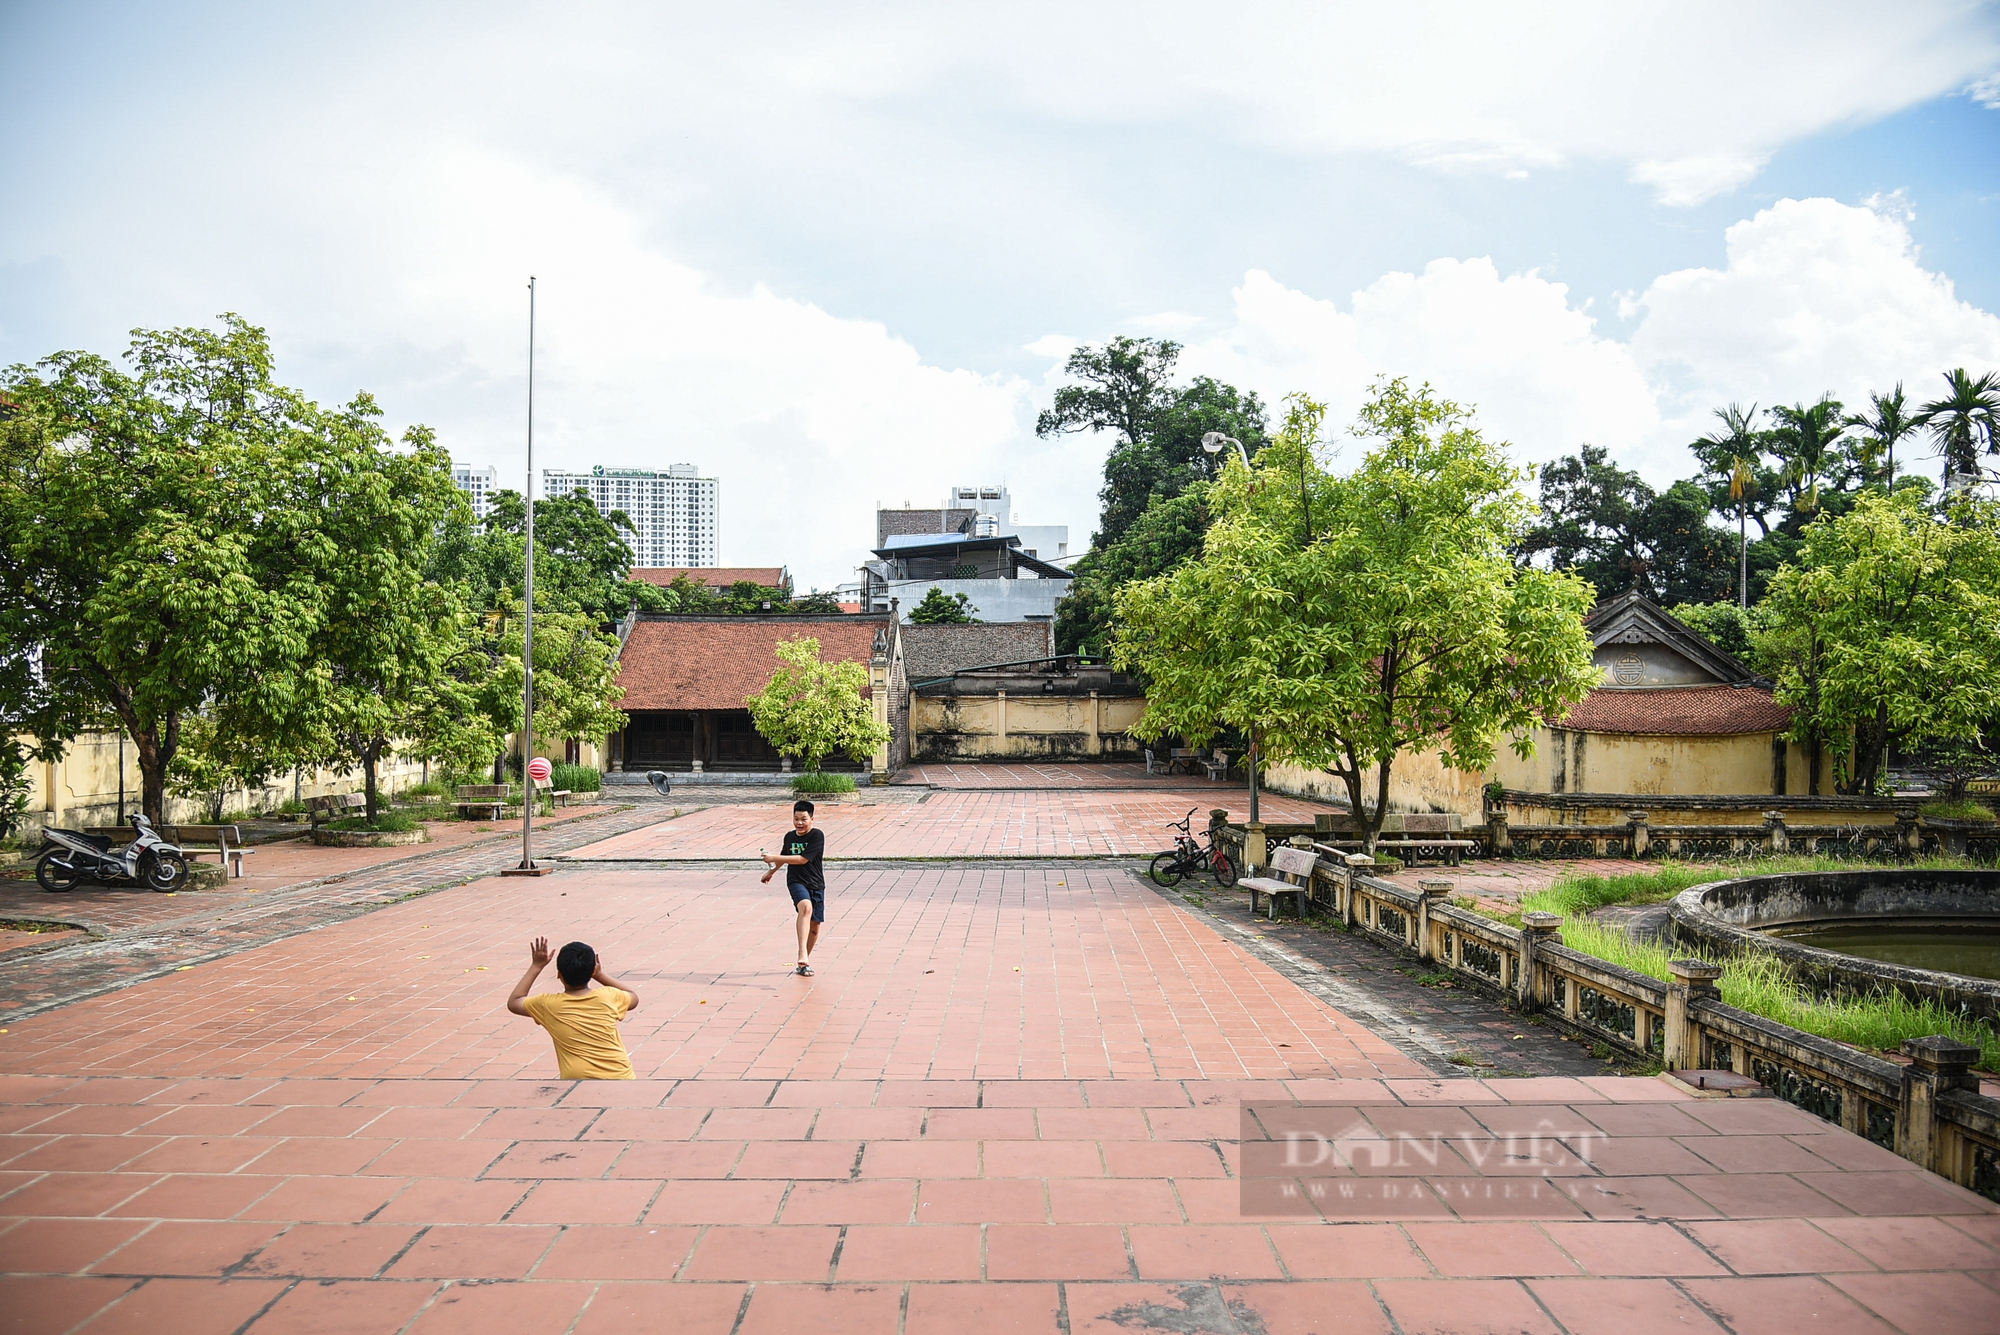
left=902, top=623, right=1055, bottom=681
left=1557, top=685, right=1794, bottom=736
left=617, top=616, right=885, bottom=711
left=630, top=567, right=789, bottom=590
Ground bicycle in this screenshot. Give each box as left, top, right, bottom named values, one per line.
left=1148, top=808, right=1239, bottom=888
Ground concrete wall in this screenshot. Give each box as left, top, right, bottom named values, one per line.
left=910, top=693, right=1145, bottom=761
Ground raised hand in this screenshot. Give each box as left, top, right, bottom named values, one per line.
left=529, top=936, right=551, bottom=967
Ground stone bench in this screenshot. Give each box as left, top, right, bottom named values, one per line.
left=305, top=793, right=366, bottom=833
left=530, top=776, right=573, bottom=808
left=1239, top=844, right=1318, bottom=919
left=172, top=824, right=254, bottom=878
left=455, top=784, right=509, bottom=820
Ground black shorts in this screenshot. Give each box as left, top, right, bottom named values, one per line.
left=787, top=881, right=825, bottom=923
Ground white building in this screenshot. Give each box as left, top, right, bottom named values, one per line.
left=451, top=463, right=499, bottom=522
left=863, top=484, right=1073, bottom=619
left=542, top=464, right=718, bottom=568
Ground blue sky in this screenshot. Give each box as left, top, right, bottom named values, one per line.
left=4, top=3, right=1998, bottom=590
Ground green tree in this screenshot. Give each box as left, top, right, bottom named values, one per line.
left=452, top=487, right=639, bottom=623
left=1038, top=337, right=1267, bottom=653
left=1845, top=384, right=1922, bottom=488
left=744, top=635, right=890, bottom=773
left=1519, top=446, right=1733, bottom=604
left=1666, top=601, right=1774, bottom=672
left=474, top=601, right=629, bottom=767
left=1056, top=485, right=1212, bottom=657
left=1755, top=490, right=2000, bottom=795
left=0, top=316, right=355, bottom=823
left=1689, top=403, right=1776, bottom=606
left=1766, top=395, right=1854, bottom=530
left=1116, top=383, right=1599, bottom=852
left=908, top=587, right=975, bottom=624
left=1917, top=367, right=2000, bottom=489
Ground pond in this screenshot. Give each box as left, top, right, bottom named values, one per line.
left=1767, top=920, right=2000, bottom=982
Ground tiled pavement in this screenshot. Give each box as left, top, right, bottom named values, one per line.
left=0, top=804, right=670, bottom=1023
left=4, top=798, right=1996, bottom=1332
left=897, top=762, right=1235, bottom=790
left=563, top=790, right=1337, bottom=862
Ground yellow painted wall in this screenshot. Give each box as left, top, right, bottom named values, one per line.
left=15, top=730, right=431, bottom=836
left=910, top=693, right=1145, bottom=760
left=1265, top=724, right=1832, bottom=819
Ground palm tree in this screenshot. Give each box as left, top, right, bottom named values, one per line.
left=1767, top=395, right=1847, bottom=525
left=1917, top=367, right=2000, bottom=491
left=1693, top=402, right=1764, bottom=607
left=1843, top=383, right=1920, bottom=486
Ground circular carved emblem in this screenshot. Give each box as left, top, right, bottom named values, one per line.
left=1613, top=651, right=1645, bottom=686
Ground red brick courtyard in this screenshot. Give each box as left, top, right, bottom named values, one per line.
left=2, top=782, right=1995, bottom=1333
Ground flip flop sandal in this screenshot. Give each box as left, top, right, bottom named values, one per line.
left=796, top=963, right=814, bottom=976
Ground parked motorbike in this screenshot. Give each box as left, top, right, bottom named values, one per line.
left=35, top=813, right=190, bottom=893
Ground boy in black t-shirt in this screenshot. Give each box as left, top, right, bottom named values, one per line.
left=761, top=799, right=826, bottom=976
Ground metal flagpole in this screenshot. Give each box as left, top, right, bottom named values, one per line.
left=506, top=277, right=549, bottom=876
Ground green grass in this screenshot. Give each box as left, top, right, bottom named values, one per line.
left=792, top=772, right=857, bottom=794
left=1556, top=915, right=2000, bottom=1071
left=326, top=810, right=422, bottom=833
left=1503, top=853, right=1981, bottom=925
left=403, top=780, right=449, bottom=799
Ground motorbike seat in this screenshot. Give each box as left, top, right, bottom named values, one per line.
left=50, top=828, right=117, bottom=851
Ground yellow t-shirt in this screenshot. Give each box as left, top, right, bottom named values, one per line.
left=522, top=987, right=635, bottom=1080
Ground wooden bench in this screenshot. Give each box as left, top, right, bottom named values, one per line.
left=1239, top=844, right=1318, bottom=919
left=530, top=776, right=574, bottom=808
left=171, top=824, right=254, bottom=878
left=1201, top=749, right=1233, bottom=781
left=305, top=793, right=366, bottom=832
left=455, top=784, right=508, bottom=820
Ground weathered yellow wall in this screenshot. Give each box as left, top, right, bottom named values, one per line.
left=910, top=693, right=1144, bottom=760
left=16, top=730, right=432, bottom=836
left=1265, top=725, right=1830, bottom=818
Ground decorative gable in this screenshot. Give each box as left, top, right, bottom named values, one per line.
left=1584, top=592, right=1764, bottom=689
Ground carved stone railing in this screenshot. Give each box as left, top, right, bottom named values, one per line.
left=1194, top=822, right=2000, bottom=1201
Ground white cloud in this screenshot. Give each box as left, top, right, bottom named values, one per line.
left=1970, top=71, right=2000, bottom=108
left=1628, top=154, right=1771, bottom=209
left=1142, top=198, right=2000, bottom=488
left=1630, top=197, right=2000, bottom=457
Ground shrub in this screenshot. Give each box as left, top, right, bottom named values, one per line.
left=405, top=779, right=449, bottom=799
left=792, top=772, right=857, bottom=794
left=1922, top=798, right=1995, bottom=822
left=550, top=763, right=602, bottom=794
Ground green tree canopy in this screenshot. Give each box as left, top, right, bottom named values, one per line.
left=1756, top=490, right=2000, bottom=796
left=1116, top=382, right=1599, bottom=851
left=908, top=587, right=975, bottom=624
left=1037, top=336, right=1267, bottom=654
left=1918, top=367, right=2000, bottom=488
left=1519, top=445, right=1736, bottom=604
left=0, top=315, right=393, bottom=822
left=744, top=636, right=889, bottom=773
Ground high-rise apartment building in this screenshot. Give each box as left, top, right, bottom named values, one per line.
left=451, top=463, right=499, bottom=521
left=542, top=464, right=718, bottom=568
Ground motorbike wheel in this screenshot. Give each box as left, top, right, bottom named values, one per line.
left=36, top=855, right=81, bottom=893
left=1148, top=852, right=1185, bottom=887
left=1210, top=852, right=1239, bottom=888
left=140, top=850, right=190, bottom=893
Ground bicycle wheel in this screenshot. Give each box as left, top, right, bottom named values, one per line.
left=1210, top=852, right=1238, bottom=888
left=1148, top=852, right=1185, bottom=887
left=36, top=855, right=80, bottom=893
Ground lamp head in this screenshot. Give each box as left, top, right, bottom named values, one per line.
left=1200, top=432, right=1229, bottom=455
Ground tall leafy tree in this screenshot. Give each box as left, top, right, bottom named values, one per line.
left=474, top=600, right=629, bottom=768
left=1037, top=337, right=1266, bottom=653
left=1755, top=490, right=2000, bottom=795
left=1116, top=384, right=1599, bottom=852
left=1518, top=446, right=1733, bottom=604
left=1917, top=367, right=2000, bottom=490
left=0, top=316, right=351, bottom=823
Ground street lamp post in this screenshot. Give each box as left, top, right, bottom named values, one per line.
left=1200, top=432, right=1260, bottom=831
left=504, top=277, right=551, bottom=877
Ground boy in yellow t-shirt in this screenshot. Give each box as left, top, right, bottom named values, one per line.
left=506, top=936, right=641, bottom=1080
